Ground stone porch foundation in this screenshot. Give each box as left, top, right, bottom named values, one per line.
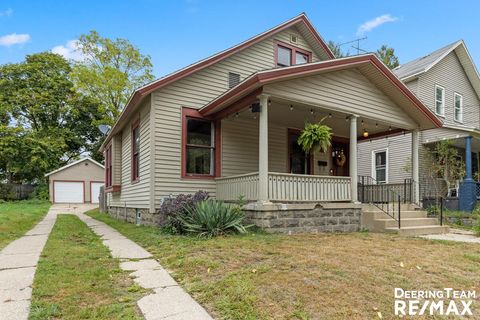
left=243, top=202, right=362, bottom=233
left=106, top=206, right=161, bottom=226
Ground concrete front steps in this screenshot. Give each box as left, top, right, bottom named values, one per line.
left=361, top=204, right=449, bottom=236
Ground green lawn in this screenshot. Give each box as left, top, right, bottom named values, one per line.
left=29, top=214, right=145, bottom=320
left=87, top=209, right=480, bottom=320
left=0, top=199, right=51, bottom=250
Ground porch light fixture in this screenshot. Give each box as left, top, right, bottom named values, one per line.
left=328, top=113, right=332, bottom=118
left=234, top=112, right=239, bottom=118
left=363, top=129, right=369, bottom=138
left=310, top=109, right=314, bottom=115
left=289, top=105, right=294, bottom=111
left=251, top=102, right=261, bottom=113
left=375, top=123, right=378, bottom=128
left=389, top=126, right=392, bottom=131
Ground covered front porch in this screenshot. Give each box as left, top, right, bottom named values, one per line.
left=199, top=56, right=440, bottom=208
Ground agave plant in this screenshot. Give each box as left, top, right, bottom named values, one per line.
left=179, top=199, right=250, bottom=238
left=297, top=120, right=333, bottom=154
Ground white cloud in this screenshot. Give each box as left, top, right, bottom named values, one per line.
left=52, top=40, right=85, bottom=61
left=0, top=8, right=13, bottom=17
left=357, top=14, right=398, bottom=36
left=0, top=33, right=30, bottom=47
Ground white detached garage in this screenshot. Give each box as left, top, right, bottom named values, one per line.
left=45, top=158, right=104, bottom=204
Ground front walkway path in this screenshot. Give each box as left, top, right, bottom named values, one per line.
left=0, top=204, right=96, bottom=320
left=75, top=212, right=213, bottom=320
left=421, top=228, right=480, bottom=243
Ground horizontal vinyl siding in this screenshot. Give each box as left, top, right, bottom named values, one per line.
left=221, top=117, right=287, bottom=177
left=416, top=51, right=480, bottom=128
left=405, top=79, right=418, bottom=94
left=264, top=69, right=415, bottom=129
left=110, top=101, right=151, bottom=208
left=357, top=133, right=412, bottom=184
left=421, top=127, right=470, bottom=144
left=152, top=26, right=321, bottom=202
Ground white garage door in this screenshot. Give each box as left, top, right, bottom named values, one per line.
left=54, top=181, right=84, bottom=203
left=91, top=182, right=104, bottom=204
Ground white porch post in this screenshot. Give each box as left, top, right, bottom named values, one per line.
left=411, top=129, right=420, bottom=204
left=349, top=115, right=358, bottom=202
left=258, top=94, right=270, bottom=203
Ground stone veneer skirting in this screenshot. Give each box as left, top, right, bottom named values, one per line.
left=106, top=202, right=362, bottom=233
left=106, top=206, right=160, bottom=226
left=243, top=202, right=362, bottom=233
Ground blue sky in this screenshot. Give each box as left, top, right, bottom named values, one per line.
left=1, top=1, right=480, bottom=78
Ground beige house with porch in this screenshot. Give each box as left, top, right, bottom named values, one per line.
left=100, top=13, right=447, bottom=234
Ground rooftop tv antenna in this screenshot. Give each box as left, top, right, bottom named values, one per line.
left=338, top=37, right=367, bottom=55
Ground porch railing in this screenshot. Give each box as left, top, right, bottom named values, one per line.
left=268, top=172, right=351, bottom=202
left=215, top=172, right=259, bottom=201
left=358, top=175, right=403, bottom=228
left=215, top=172, right=352, bottom=202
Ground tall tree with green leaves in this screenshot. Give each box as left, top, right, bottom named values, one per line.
left=327, top=40, right=347, bottom=58
left=72, top=31, right=154, bottom=126
left=376, top=45, right=400, bottom=69
left=0, top=52, right=104, bottom=183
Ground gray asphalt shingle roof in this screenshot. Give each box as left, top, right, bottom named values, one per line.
left=393, top=40, right=462, bottom=79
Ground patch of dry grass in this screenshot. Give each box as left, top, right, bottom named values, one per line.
left=88, top=210, right=480, bottom=319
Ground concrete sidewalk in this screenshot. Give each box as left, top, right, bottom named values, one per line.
left=421, top=228, right=480, bottom=243
left=0, top=204, right=96, bottom=320
left=76, top=212, right=213, bottom=320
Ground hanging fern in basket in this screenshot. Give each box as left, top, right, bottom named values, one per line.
left=297, top=120, right=333, bottom=154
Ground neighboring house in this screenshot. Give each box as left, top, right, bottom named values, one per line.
left=100, top=13, right=442, bottom=232
left=45, top=157, right=104, bottom=204
left=358, top=40, right=480, bottom=211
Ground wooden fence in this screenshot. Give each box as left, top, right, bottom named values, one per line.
left=0, top=183, right=35, bottom=200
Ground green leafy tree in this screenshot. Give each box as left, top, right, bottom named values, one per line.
left=72, top=31, right=154, bottom=126
left=0, top=52, right=104, bottom=183
left=376, top=45, right=400, bottom=69
left=327, top=40, right=347, bottom=58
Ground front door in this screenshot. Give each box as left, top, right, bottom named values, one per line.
left=288, top=129, right=312, bottom=174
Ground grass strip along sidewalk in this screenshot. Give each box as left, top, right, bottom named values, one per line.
left=0, top=200, right=51, bottom=250
left=87, top=209, right=480, bottom=320
left=29, top=214, right=145, bottom=320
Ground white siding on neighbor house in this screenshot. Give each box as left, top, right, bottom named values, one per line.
left=404, top=79, right=418, bottom=94
left=221, top=117, right=287, bottom=177
left=151, top=26, right=322, bottom=201
left=263, top=69, right=417, bottom=129
left=110, top=100, right=151, bottom=208
left=415, top=51, right=480, bottom=128
left=357, top=133, right=413, bottom=184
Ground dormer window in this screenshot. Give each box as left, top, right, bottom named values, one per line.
left=275, top=41, right=311, bottom=67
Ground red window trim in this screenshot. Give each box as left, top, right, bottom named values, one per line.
left=131, top=117, right=141, bottom=183
left=104, top=141, right=113, bottom=188
left=181, top=107, right=221, bottom=179
left=274, top=40, right=312, bottom=67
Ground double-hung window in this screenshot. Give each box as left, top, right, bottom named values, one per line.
left=454, top=92, right=463, bottom=122
left=435, top=85, right=445, bottom=116
left=185, top=118, right=214, bottom=176
left=373, top=150, right=388, bottom=184
left=276, top=42, right=311, bottom=67
left=131, top=122, right=140, bottom=182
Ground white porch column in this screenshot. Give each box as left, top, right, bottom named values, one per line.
left=411, top=129, right=420, bottom=204
left=258, top=94, right=270, bottom=203
left=349, top=115, right=358, bottom=202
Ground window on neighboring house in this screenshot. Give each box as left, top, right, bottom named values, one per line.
left=131, top=122, right=140, bottom=182
left=435, top=85, right=445, bottom=116
left=276, top=42, right=311, bottom=67
left=185, top=118, right=214, bottom=176
left=228, top=72, right=240, bottom=88
left=373, top=149, right=388, bottom=184
left=454, top=92, right=463, bottom=122
left=105, top=144, right=112, bottom=188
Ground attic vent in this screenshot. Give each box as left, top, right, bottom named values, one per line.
left=290, top=34, right=298, bottom=44
left=228, top=72, right=240, bottom=89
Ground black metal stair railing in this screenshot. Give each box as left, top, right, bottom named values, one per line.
left=358, top=175, right=404, bottom=229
